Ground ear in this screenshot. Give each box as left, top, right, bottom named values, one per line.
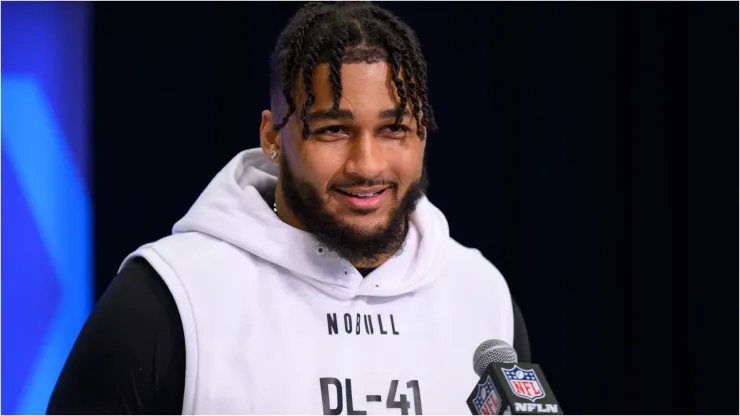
left=260, top=110, right=281, bottom=163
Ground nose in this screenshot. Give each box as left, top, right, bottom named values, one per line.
left=344, top=133, right=388, bottom=179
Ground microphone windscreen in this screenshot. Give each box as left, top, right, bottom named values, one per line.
left=473, top=339, right=518, bottom=377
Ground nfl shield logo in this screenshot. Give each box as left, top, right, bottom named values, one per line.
left=472, top=375, right=502, bottom=415
left=502, top=365, right=546, bottom=402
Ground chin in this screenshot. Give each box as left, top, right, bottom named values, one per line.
left=338, top=213, right=391, bottom=233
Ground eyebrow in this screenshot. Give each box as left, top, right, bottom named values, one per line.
left=379, top=108, right=410, bottom=121
left=306, top=108, right=411, bottom=123
left=306, top=109, right=354, bottom=122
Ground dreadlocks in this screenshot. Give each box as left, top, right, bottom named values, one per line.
left=269, top=2, right=438, bottom=140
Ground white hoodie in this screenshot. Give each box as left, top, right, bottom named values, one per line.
left=121, top=148, right=514, bottom=415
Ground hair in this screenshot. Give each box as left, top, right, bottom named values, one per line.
left=269, top=1, right=438, bottom=140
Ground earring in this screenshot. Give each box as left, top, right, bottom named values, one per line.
left=269, top=150, right=279, bottom=160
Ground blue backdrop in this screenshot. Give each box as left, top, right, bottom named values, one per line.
left=2, top=3, right=92, bottom=414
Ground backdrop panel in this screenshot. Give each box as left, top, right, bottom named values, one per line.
left=1, top=3, right=92, bottom=414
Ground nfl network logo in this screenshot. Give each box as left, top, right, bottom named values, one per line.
left=473, top=375, right=502, bottom=414
left=502, top=365, right=546, bottom=402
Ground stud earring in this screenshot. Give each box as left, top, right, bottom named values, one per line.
left=269, top=150, right=279, bottom=160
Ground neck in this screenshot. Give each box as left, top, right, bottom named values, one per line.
left=352, top=256, right=391, bottom=269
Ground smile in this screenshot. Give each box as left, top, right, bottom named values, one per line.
left=333, top=187, right=391, bottom=210
left=337, top=189, right=386, bottom=198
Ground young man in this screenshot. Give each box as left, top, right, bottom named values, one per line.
left=48, top=2, right=530, bottom=414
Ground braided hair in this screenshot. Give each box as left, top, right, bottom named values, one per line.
left=269, top=2, right=438, bottom=140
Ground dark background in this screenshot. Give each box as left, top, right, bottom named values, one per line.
left=91, top=2, right=738, bottom=414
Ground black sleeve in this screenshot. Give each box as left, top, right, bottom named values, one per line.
left=46, top=257, right=186, bottom=415
left=512, top=299, right=532, bottom=363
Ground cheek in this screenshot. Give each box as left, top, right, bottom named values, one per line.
left=396, top=153, right=424, bottom=182
left=300, top=148, right=346, bottom=191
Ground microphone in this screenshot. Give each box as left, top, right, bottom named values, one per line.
left=466, top=339, right=563, bottom=415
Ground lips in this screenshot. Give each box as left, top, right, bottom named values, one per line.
left=332, top=186, right=392, bottom=210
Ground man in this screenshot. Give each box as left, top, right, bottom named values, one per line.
left=48, top=2, right=530, bottom=414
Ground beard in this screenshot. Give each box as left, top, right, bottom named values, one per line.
left=280, top=156, right=429, bottom=265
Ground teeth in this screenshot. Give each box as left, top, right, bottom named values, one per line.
left=339, top=189, right=383, bottom=197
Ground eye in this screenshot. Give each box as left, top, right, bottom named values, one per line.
left=312, top=125, right=351, bottom=139
left=380, top=124, right=412, bottom=137
left=314, top=125, right=347, bottom=135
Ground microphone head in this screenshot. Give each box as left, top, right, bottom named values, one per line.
left=473, top=339, right=518, bottom=377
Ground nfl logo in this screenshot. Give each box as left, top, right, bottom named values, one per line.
left=472, top=375, right=502, bottom=415
left=502, top=365, right=546, bottom=402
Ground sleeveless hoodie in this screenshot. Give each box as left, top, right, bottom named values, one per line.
left=121, top=148, right=514, bottom=415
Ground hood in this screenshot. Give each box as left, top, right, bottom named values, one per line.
left=173, top=148, right=450, bottom=300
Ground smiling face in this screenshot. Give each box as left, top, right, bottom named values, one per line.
left=260, top=61, right=428, bottom=266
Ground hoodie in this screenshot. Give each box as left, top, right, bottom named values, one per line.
left=121, top=148, right=514, bottom=415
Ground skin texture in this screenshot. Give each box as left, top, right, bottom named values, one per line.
left=259, top=61, right=427, bottom=268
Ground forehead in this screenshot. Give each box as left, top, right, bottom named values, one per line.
left=298, top=62, right=400, bottom=114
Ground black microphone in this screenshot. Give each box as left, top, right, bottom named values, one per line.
left=466, top=339, right=563, bottom=415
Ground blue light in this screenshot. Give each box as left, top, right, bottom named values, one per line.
left=2, top=76, right=92, bottom=414
left=1, top=3, right=91, bottom=414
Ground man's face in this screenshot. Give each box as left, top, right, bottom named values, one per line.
left=273, top=62, right=427, bottom=264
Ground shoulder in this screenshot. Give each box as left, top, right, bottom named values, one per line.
left=444, top=237, right=511, bottom=293
left=435, top=237, right=515, bottom=324
left=128, top=232, right=225, bottom=267
left=122, top=231, right=253, bottom=285
left=105, top=256, right=183, bottom=328
left=102, top=257, right=185, bottom=357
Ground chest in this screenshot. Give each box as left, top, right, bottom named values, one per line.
left=189, top=281, right=510, bottom=415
